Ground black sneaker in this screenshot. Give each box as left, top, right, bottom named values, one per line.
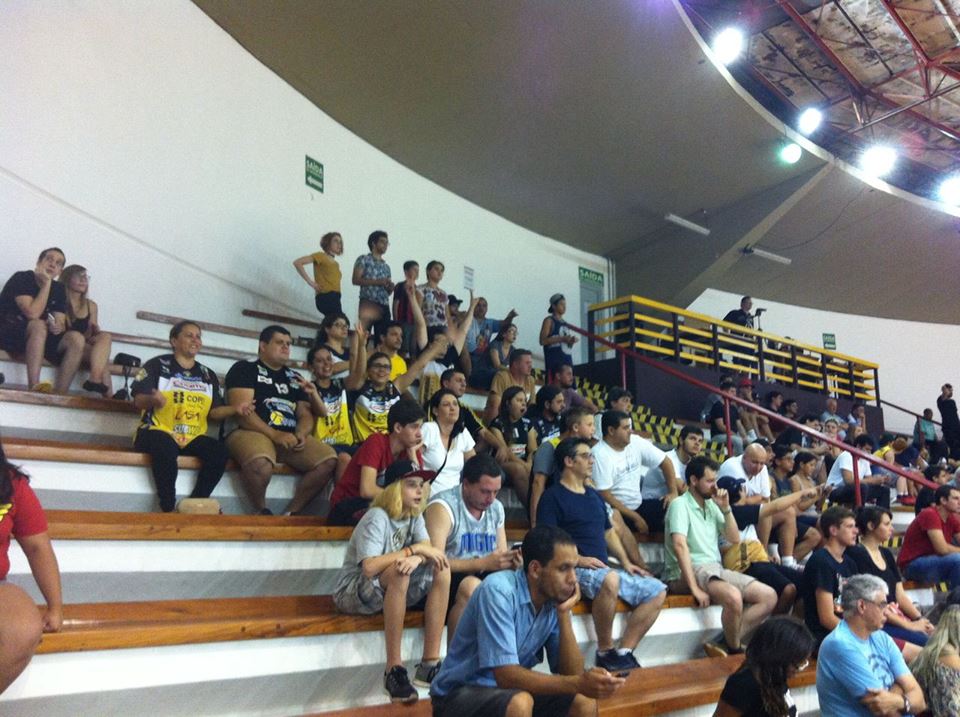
left=595, top=650, right=638, bottom=672
left=384, top=665, right=418, bottom=703
left=413, top=660, right=441, bottom=687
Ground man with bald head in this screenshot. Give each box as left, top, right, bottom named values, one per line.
left=717, top=442, right=821, bottom=568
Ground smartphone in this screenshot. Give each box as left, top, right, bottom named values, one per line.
left=511, top=542, right=522, bottom=551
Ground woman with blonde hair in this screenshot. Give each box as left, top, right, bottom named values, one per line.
left=59, top=264, right=113, bottom=395
left=910, top=605, right=960, bottom=717
left=332, top=460, right=450, bottom=704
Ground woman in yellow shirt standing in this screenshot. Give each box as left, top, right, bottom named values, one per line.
left=294, top=231, right=344, bottom=318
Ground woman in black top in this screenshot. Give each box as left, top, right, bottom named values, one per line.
left=489, top=385, right=537, bottom=464
left=60, top=264, right=113, bottom=395
left=847, top=506, right=933, bottom=650
left=715, top=617, right=814, bottom=717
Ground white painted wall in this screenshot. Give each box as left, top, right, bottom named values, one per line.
left=0, top=1, right=606, bottom=361
left=688, top=288, right=956, bottom=434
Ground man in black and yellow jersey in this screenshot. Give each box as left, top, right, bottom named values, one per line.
left=132, top=320, right=254, bottom=512
left=225, top=325, right=337, bottom=515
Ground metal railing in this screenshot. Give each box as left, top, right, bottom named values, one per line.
left=565, top=318, right=934, bottom=506
left=586, top=295, right=880, bottom=405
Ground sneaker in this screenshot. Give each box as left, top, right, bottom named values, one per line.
left=257, top=508, right=274, bottom=516
left=413, top=660, right=441, bottom=687
left=595, top=650, right=639, bottom=672
left=897, top=495, right=916, bottom=506
left=82, top=380, right=110, bottom=396
left=384, top=665, right=418, bottom=703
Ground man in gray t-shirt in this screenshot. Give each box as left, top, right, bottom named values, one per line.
left=425, top=454, right=519, bottom=641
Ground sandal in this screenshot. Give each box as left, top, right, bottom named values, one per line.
left=83, top=380, right=110, bottom=396
left=30, top=381, right=53, bottom=393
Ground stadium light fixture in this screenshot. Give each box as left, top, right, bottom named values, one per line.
left=779, top=142, right=802, bottom=164
left=712, top=28, right=744, bottom=65
left=861, top=145, right=897, bottom=178
left=798, top=108, right=822, bottom=135
left=938, top=176, right=960, bottom=206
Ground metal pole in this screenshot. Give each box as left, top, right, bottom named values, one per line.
left=852, top=451, right=863, bottom=508
left=723, top=397, right=734, bottom=457
left=620, top=352, right=627, bottom=390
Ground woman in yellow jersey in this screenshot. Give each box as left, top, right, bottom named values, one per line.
left=293, top=231, right=343, bottom=318
left=348, top=322, right=449, bottom=442
left=131, top=321, right=254, bottom=512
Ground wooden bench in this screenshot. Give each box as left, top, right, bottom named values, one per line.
left=35, top=592, right=698, bottom=655
left=136, top=310, right=313, bottom=348
left=42, top=509, right=531, bottom=543
left=0, top=386, right=139, bottom=413
left=311, top=655, right=817, bottom=716
left=1, top=435, right=296, bottom=475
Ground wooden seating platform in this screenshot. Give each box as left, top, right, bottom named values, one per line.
left=1, top=435, right=298, bottom=475
left=311, top=655, right=817, bottom=717
left=36, top=590, right=697, bottom=655
left=43, top=509, right=531, bottom=543
left=0, top=385, right=139, bottom=412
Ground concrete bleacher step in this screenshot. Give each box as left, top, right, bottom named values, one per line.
left=312, top=656, right=819, bottom=717
left=3, top=587, right=726, bottom=715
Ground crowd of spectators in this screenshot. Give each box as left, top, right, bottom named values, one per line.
left=5, top=241, right=960, bottom=715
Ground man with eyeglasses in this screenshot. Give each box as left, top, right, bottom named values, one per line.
left=537, top=437, right=666, bottom=672
left=817, top=574, right=925, bottom=717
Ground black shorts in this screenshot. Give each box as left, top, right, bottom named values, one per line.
left=797, top=513, right=819, bottom=536
left=731, top=504, right=761, bottom=531
left=637, top=498, right=667, bottom=534
left=432, top=685, right=575, bottom=717
left=314, top=292, right=342, bottom=317
left=744, top=561, right=802, bottom=596
left=448, top=571, right=490, bottom=612
left=0, top=315, right=68, bottom=364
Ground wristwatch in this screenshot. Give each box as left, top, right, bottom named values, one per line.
left=902, top=695, right=911, bottom=714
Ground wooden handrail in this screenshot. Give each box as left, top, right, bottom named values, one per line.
left=136, top=311, right=314, bottom=348
left=242, top=309, right=323, bottom=331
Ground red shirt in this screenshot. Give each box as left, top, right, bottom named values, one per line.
left=1, top=475, right=48, bottom=580
left=898, top=505, right=960, bottom=569
left=329, top=433, right=422, bottom=507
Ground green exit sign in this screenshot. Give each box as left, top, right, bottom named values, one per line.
left=579, top=267, right=604, bottom=286
left=305, top=155, right=324, bottom=193
left=822, top=333, right=836, bottom=350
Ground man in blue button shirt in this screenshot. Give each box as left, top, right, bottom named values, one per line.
left=430, top=524, right=626, bottom=717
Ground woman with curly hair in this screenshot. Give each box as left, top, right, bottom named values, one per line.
left=0, top=439, right=62, bottom=694
left=714, top=616, right=814, bottom=716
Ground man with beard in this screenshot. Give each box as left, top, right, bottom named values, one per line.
left=664, top=456, right=777, bottom=657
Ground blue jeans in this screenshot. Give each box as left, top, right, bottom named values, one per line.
left=902, top=553, right=960, bottom=589
left=883, top=623, right=929, bottom=647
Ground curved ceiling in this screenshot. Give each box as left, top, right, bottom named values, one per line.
left=194, top=0, right=960, bottom=323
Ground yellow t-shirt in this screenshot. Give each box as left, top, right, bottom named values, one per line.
left=132, top=356, right=219, bottom=448
left=311, top=252, right=342, bottom=294
left=389, top=353, right=407, bottom=382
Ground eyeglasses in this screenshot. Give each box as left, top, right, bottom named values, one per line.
left=370, top=363, right=391, bottom=370
left=574, top=452, right=593, bottom=460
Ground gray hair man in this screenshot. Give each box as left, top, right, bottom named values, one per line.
left=817, top=574, right=925, bottom=717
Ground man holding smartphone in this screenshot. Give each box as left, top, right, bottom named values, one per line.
left=426, top=454, right=521, bottom=643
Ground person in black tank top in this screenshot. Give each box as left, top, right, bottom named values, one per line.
left=61, top=264, right=113, bottom=395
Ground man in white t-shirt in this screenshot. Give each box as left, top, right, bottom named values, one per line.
left=425, top=454, right=518, bottom=643
left=826, top=433, right=890, bottom=508
left=646, top=424, right=704, bottom=495
left=717, top=443, right=818, bottom=567
left=591, top=411, right=679, bottom=534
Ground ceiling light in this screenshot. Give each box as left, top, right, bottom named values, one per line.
left=742, top=246, right=792, bottom=265
left=938, top=176, right=960, bottom=205
left=712, top=28, right=744, bottom=65
left=665, top=213, right=710, bottom=236
left=861, top=145, right=897, bottom=178
left=779, top=142, right=802, bottom=164
left=798, top=108, right=823, bottom=135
